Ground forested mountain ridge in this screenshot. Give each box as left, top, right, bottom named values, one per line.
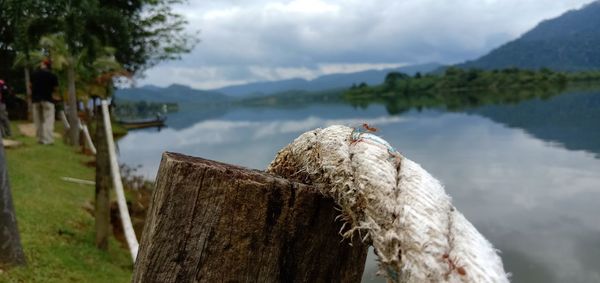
left=115, top=63, right=441, bottom=102
left=116, top=84, right=228, bottom=103
left=459, top=1, right=600, bottom=71
left=212, top=63, right=441, bottom=97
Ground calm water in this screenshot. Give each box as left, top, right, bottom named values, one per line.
left=118, top=90, right=600, bottom=282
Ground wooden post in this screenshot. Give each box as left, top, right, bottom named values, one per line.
left=132, top=152, right=368, bottom=282
left=66, top=65, right=79, bottom=146
left=94, top=105, right=110, bottom=250
left=24, top=68, right=32, bottom=121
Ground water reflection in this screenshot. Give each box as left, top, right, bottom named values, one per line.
left=473, top=90, right=600, bottom=158
left=118, top=93, right=600, bottom=283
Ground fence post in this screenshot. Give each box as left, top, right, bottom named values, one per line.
left=132, top=152, right=368, bottom=282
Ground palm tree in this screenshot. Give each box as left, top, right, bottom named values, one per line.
left=40, top=34, right=128, bottom=145
left=13, top=50, right=45, bottom=120
left=39, top=34, right=81, bottom=145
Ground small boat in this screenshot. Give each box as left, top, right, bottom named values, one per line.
left=118, top=114, right=167, bottom=130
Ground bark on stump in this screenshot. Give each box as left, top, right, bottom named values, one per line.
left=132, top=152, right=368, bottom=283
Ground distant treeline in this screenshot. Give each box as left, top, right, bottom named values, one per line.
left=114, top=100, right=178, bottom=119
left=235, top=88, right=343, bottom=108
left=343, top=68, right=600, bottom=114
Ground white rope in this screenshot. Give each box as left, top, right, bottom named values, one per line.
left=80, top=121, right=97, bottom=155
left=268, top=125, right=509, bottom=283
left=59, top=110, right=70, bottom=129
left=60, top=176, right=95, bottom=186
left=102, top=100, right=139, bottom=262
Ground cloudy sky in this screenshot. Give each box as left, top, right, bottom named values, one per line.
left=138, top=0, right=595, bottom=90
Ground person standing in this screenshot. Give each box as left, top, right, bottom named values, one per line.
left=0, top=79, right=12, bottom=137
left=30, top=60, right=59, bottom=145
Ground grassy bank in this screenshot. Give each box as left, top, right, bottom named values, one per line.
left=0, top=122, right=131, bottom=283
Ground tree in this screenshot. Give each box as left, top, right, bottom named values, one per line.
left=93, top=0, right=197, bottom=73
left=0, top=138, right=26, bottom=268
left=39, top=34, right=82, bottom=145
left=40, top=33, right=128, bottom=144
left=384, top=72, right=409, bottom=89
left=1, top=0, right=196, bottom=121
left=1, top=0, right=59, bottom=116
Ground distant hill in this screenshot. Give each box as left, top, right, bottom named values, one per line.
left=117, top=63, right=441, bottom=102
left=459, top=1, right=600, bottom=71
left=115, top=84, right=228, bottom=103
left=212, top=63, right=441, bottom=97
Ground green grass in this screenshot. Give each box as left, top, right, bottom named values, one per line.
left=0, top=122, right=132, bottom=283
left=111, top=122, right=128, bottom=138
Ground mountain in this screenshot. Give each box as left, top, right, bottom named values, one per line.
left=115, top=84, right=228, bottom=103
left=459, top=1, right=600, bottom=71
left=212, top=63, right=441, bottom=97
left=472, top=89, right=600, bottom=158
left=138, top=84, right=164, bottom=91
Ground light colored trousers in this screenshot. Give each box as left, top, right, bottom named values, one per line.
left=33, top=101, right=55, bottom=144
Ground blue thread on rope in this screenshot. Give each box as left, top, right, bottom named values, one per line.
left=386, top=266, right=400, bottom=282
left=351, top=128, right=399, bottom=155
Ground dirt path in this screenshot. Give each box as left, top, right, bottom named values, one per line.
left=18, top=123, right=61, bottom=138
left=2, top=139, right=23, bottom=148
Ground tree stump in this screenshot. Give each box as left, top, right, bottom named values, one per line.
left=132, top=152, right=368, bottom=283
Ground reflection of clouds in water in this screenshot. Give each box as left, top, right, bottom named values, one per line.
left=119, top=115, right=408, bottom=148
left=251, top=116, right=407, bottom=139
left=379, top=113, right=600, bottom=283
left=380, top=113, right=600, bottom=212
left=118, top=110, right=600, bottom=283
left=118, top=115, right=408, bottom=179
left=573, top=233, right=600, bottom=281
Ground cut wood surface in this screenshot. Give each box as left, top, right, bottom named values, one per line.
left=132, top=152, right=368, bottom=283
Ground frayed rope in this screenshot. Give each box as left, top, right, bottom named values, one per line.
left=268, top=125, right=509, bottom=283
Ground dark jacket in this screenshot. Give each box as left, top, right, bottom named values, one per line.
left=31, top=69, right=59, bottom=103
left=0, top=82, right=9, bottom=104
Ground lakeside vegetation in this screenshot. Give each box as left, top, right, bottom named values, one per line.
left=343, top=68, right=600, bottom=114
left=1, top=0, right=196, bottom=146
left=1, top=123, right=131, bottom=282
left=235, top=88, right=343, bottom=108
left=113, top=100, right=178, bottom=120
left=1, top=0, right=194, bottom=274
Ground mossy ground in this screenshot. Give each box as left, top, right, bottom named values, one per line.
left=0, top=121, right=132, bottom=283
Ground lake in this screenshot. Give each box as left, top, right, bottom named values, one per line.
left=117, top=89, right=600, bottom=282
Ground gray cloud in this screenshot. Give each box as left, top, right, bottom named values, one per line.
left=139, top=0, right=595, bottom=89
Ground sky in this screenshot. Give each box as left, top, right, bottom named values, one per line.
left=137, top=0, right=595, bottom=90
